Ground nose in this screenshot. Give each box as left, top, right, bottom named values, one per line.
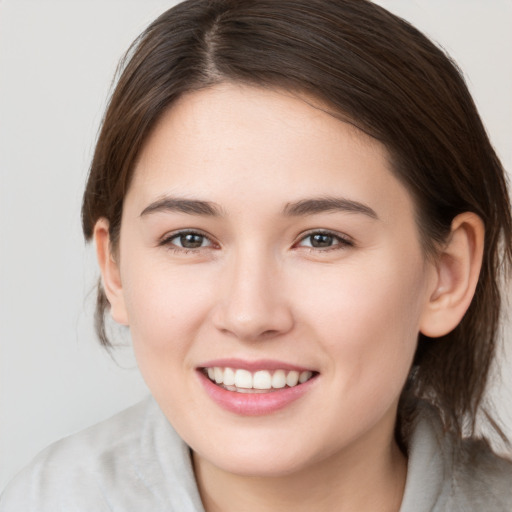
left=212, top=248, right=294, bottom=341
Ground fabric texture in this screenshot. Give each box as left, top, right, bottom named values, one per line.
left=1, top=396, right=511, bottom=511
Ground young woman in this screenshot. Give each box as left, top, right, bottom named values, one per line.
left=1, top=1, right=511, bottom=510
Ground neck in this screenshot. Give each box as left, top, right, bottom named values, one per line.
left=193, top=426, right=407, bottom=512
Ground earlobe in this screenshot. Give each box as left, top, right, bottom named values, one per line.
left=93, top=218, right=129, bottom=326
left=419, top=212, right=484, bottom=338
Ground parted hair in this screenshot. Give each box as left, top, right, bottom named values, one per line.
left=82, top=0, right=512, bottom=444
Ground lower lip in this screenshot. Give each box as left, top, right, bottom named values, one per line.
left=197, top=371, right=317, bottom=416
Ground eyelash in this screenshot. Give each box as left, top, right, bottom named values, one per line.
left=158, top=229, right=354, bottom=254
left=158, top=230, right=217, bottom=254
left=294, top=230, right=354, bottom=252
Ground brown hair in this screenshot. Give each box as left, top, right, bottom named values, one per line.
left=82, top=0, right=512, bottom=442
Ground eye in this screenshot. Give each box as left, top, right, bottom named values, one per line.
left=296, top=230, right=353, bottom=250
left=160, top=230, right=214, bottom=251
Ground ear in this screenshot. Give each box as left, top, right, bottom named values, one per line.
left=94, top=218, right=129, bottom=325
left=419, top=212, right=484, bottom=337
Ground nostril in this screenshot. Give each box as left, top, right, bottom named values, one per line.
left=261, top=329, right=280, bottom=338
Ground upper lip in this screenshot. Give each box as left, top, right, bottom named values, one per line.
left=197, top=358, right=315, bottom=373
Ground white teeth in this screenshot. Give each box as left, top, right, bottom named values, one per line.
left=286, top=370, right=299, bottom=387
left=253, top=370, right=272, bottom=389
left=235, top=369, right=253, bottom=389
left=223, top=367, right=235, bottom=386
left=299, top=370, right=312, bottom=383
left=214, top=367, right=223, bottom=384
left=271, top=369, right=286, bottom=389
left=204, top=367, right=315, bottom=391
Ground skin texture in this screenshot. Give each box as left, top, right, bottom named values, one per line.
left=95, top=83, right=484, bottom=512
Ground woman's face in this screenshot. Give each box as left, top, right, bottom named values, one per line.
left=113, top=83, right=437, bottom=476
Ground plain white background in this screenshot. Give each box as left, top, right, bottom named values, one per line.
left=1, top=0, right=511, bottom=491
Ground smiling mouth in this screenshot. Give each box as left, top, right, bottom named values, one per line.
left=202, top=367, right=317, bottom=393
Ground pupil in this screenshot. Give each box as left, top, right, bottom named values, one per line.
left=311, top=233, right=333, bottom=247
left=181, top=233, right=203, bottom=248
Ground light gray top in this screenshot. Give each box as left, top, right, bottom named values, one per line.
left=1, top=396, right=511, bottom=511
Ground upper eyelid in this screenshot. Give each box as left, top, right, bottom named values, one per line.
left=157, top=228, right=353, bottom=247
left=296, top=229, right=354, bottom=244
left=159, top=228, right=216, bottom=246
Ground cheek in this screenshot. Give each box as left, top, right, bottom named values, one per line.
left=120, top=259, right=218, bottom=412
left=120, top=255, right=214, bottom=357
left=295, top=252, right=427, bottom=383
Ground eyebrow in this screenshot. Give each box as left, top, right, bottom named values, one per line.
left=283, top=196, right=378, bottom=219
left=140, top=197, right=224, bottom=217
left=140, top=195, right=378, bottom=220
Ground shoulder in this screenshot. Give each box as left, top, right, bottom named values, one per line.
left=401, top=402, right=512, bottom=512
left=450, top=437, right=512, bottom=510
left=0, top=397, right=201, bottom=512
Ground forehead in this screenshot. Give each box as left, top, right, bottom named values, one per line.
left=128, top=83, right=415, bottom=223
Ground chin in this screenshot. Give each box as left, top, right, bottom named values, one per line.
left=195, top=445, right=315, bottom=478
